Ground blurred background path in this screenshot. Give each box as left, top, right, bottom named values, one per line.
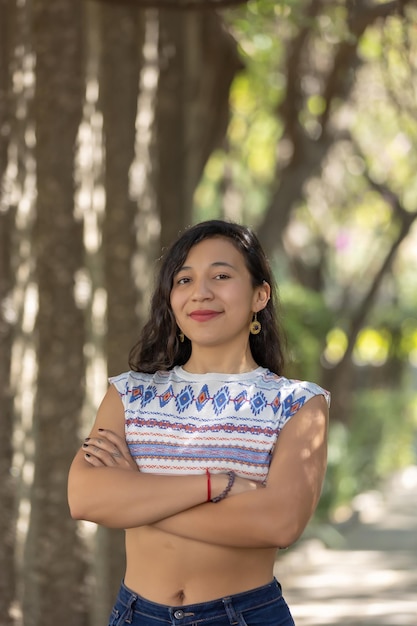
left=275, top=466, right=417, bottom=626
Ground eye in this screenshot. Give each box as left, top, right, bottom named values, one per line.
left=214, top=273, right=230, bottom=280
left=176, top=276, right=191, bottom=285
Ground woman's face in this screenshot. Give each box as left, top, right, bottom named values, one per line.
left=170, top=236, right=269, bottom=350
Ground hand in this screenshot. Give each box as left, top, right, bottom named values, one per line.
left=82, top=429, right=138, bottom=471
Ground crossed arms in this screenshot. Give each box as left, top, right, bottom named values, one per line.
left=67, top=384, right=328, bottom=549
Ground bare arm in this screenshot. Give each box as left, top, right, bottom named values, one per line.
left=67, top=385, right=252, bottom=528
left=152, top=394, right=329, bottom=548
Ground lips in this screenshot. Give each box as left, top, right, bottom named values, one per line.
left=189, top=310, right=222, bottom=322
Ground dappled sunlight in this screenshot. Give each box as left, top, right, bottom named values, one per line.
left=17, top=497, right=32, bottom=540
left=324, top=328, right=348, bottom=365
left=351, top=490, right=386, bottom=524
left=353, top=327, right=390, bottom=367
left=278, top=547, right=417, bottom=625
left=399, top=465, right=417, bottom=489
left=277, top=466, right=417, bottom=625
left=289, top=598, right=417, bottom=626
left=1, top=4, right=416, bottom=626
left=130, top=12, right=161, bottom=317
left=74, top=74, right=108, bottom=421
left=284, top=551, right=409, bottom=590
left=76, top=519, right=99, bottom=541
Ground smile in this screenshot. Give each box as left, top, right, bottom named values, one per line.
left=189, top=310, right=222, bottom=322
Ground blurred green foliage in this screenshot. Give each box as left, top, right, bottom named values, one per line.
left=193, top=0, right=417, bottom=516
left=278, top=283, right=334, bottom=380
left=319, top=390, right=417, bottom=520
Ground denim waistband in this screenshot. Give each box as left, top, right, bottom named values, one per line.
left=115, top=578, right=283, bottom=625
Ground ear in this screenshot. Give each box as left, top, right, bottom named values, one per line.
left=253, top=281, right=271, bottom=312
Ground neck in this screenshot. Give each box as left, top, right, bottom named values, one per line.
left=183, top=346, right=258, bottom=375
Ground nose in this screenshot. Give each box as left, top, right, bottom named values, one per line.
left=191, top=276, right=213, bottom=301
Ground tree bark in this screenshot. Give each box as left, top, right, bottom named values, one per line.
left=95, top=4, right=145, bottom=622
left=23, top=2, right=87, bottom=625
left=99, top=0, right=248, bottom=9
left=101, top=3, right=144, bottom=376
left=257, top=0, right=415, bottom=259
left=155, top=9, right=243, bottom=249
left=0, top=206, right=16, bottom=626
left=321, top=190, right=417, bottom=424
left=0, top=2, right=18, bottom=623
left=0, top=0, right=12, bottom=182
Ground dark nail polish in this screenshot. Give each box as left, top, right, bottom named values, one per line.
left=85, top=453, right=91, bottom=458
left=84, top=437, right=90, bottom=441
left=82, top=443, right=89, bottom=448
left=98, top=428, right=104, bottom=432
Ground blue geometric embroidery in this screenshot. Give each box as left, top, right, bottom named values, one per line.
left=129, top=382, right=309, bottom=419
left=283, top=393, right=305, bottom=418
left=213, top=386, right=230, bottom=415
left=250, top=391, right=267, bottom=415
left=160, top=385, right=174, bottom=407
left=234, top=390, right=247, bottom=411
left=196, top=385, right=210, bottom=411
left=271, top=393, right=281, bottom=414
left=176, top=385, right=194, bottom=413
left=142, top=385, right=157, bottom=407
left=112, top=367, right=330, bottom=484
left=130, top=385, right=144, bottom=403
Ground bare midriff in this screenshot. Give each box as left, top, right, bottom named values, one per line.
left=124, top=526, right=277, bottom=606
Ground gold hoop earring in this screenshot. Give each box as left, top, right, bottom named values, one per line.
left=250, top=313, right=261, bottom=335
left=179, top=332, right=185, bottom=343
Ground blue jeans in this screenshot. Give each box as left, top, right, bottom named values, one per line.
left=108, top=579, right=295, bottom=626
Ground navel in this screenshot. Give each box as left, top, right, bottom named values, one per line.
left=174, top=588, right=186, bottom=604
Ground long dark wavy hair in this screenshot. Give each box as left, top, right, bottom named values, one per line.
left=129, top=220, right=287, bottom=375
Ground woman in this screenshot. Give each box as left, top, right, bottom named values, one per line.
left=68, top=220, right=330, bottom=626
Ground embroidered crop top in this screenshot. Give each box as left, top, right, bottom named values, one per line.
left=109, top=366, right=330, bottom=482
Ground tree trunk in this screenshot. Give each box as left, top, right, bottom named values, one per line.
left=0, top=1, right=18, bottom=623
left=0, top=0, right=12, bottom=181
left=156, top=9, right=242, bottom=249
left=0, top=206, right=16, bottom=626
left=22, top=2, right=87, bottom=625
left=257, top=0, right=415, bottom=259
left=94, top=4, right=145, bottom=623
left=321, top=201, right=417, bottom=424
left=100, top=2, right=144, bottom=377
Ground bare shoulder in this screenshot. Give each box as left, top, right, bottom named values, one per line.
left=267, top=393, right=328, bottom=492
left=273, top=393, right=328, bottom=456
left=92, top=384, right=126, bottom=436
left=283, top=393, right=328, bottom=436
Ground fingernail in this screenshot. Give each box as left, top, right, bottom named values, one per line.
left=84, top=437, right=90, bottom=441
left=85, top=453, right=91, bottom=458
left=98, top=428, right=104, bottom=432
left=82, top=443, right=89, bottom=448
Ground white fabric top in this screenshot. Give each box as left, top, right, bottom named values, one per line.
left=110, top=366, right=330, bottom=482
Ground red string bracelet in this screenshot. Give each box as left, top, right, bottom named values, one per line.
left=206, top=468, right=211, bottom=502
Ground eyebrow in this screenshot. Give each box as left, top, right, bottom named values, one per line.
left=177, top=261, right=237, bottom=272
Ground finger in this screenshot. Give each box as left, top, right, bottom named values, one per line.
left=83, top=431, right=138, bottom=471
left=96, top=429, right=136, bottom=464
left=83, top=442, right=120, bottom=467
left=97, top=429, right=129, bottom=453
left=83, top=439, right=136, bottom=470
left=84, top=436, right=122, bottom=460
left=84, top=452, right=106, bottom=467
